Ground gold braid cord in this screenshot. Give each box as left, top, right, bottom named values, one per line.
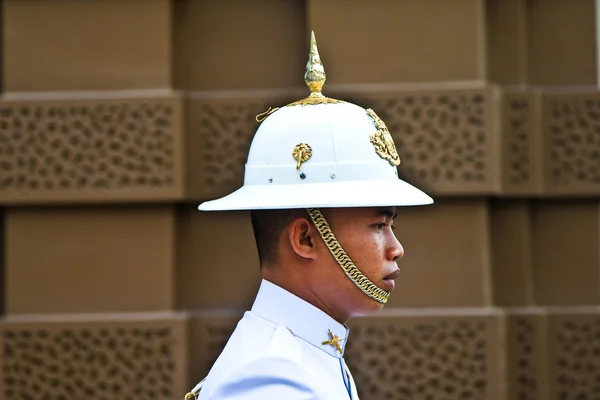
left=307, top=208, right=390, bottom=304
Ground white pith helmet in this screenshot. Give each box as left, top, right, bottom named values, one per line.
left=198, top=31, right=433, bottom=211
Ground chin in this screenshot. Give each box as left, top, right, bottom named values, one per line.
left=352, top=298, right=385, bottom=317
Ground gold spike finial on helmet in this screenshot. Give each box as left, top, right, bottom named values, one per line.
left=281, top=31, right=342, bottom=107
left=304, top=30, right=326, bottom=98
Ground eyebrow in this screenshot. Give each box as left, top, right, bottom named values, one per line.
left=375, top=208, right=398, bottom=220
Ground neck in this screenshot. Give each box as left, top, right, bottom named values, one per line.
left=261, top=267, right=349, bottom=325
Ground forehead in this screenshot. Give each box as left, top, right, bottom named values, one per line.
left=327, top=206, right=398, bottom=220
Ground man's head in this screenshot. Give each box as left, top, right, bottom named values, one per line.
left=198, top=32, right=432, bottom=323
left=251, top=206, right=404, bottom=323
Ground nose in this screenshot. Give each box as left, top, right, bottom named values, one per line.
left=387, top=235, right=404, bottom=262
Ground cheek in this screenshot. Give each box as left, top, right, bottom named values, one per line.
left=344, top=233, right=386, bottom=273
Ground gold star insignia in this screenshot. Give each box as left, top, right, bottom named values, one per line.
left=321, top=329, right=343, bottom=354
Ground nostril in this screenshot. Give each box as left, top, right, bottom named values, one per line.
left=390, top=244, right=404, bottom=262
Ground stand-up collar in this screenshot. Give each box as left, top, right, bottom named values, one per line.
left=251, top=279, right=350, bottom=358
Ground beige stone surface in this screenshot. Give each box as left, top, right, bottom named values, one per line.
left=498, top=89, right=542, bottom=196
left=184, top=95, right=295, bottom=201
left=0, top=313, right=188, bottom=399
left=357, top=87, right=497, bottom=196
left=5, top=207, right=176, bottom=313
left=187, top=313, right=240, bottom=390
left=176, top=199, right=491, bottom=310
left=547, top=311, right=600, bottom=399
left=174, top=0, right=306, bottom=90
left=183, top=308, right=600, bottom=400
left=185, top=85, right=499, bottom=202
left=487, top=0, right=596, bottom=86
left=0, top=1, right=598, bottom=398
left=0, top=96, right=185, bottom=205
left=507, top=311, right=550, bottom=400
left=386, top=199, right=492, bottom=307
left=541, top=92, right=600, bottom=196
left=531, top=200, right=600, bottom=305
left=308, top=0, right=486, bottom=84
left=527, top=0, right=596, bottom=85
left=345, top=312, right=503, bottom=400
left=490, top=200, right=533, bottom=306
left=186, top=311, right=505, bottom=400
left=486, top=0, right=528, bottom=84
left=176, top=206, right=261, bottom=310
left=3, top=0, right=172, bottom=91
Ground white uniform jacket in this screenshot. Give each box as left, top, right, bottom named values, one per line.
left=198, top=279, right=359, bottom=399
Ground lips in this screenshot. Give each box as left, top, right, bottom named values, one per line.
left=382, top=268, right=401, bottom=291
left=384, top=269, right=401, bottom=280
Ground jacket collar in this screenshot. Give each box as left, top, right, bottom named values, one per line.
left=251, top=279, right=349, bottom=358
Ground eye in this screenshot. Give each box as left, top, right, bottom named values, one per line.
left=373, top=223, right=386, bottom=231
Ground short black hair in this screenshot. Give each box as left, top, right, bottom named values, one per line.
left=250, top=208, right=309, bottom=268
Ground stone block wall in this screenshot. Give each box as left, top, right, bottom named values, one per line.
left=0, top=1, right=599, bottom=399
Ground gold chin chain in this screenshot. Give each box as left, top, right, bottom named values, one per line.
left=307, top=208, right=390, bottom=304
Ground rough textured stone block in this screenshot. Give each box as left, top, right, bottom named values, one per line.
left=548, top=311, right=600, bottom=400
left=0, top=95, right=184, bottom=204
left=345, top=312, right=503, bottom=400
left=0, top=313, right=188, bottom=400
left=541, top=92, right=600, bottom=195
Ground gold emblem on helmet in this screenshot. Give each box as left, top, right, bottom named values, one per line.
left=292, top=143, right=312, bottom=171
left=366, top=108, right=400, bottom=167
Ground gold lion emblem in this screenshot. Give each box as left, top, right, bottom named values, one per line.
left=366, top=108, right=400, bottom=166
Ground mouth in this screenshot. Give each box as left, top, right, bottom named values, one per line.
left=382, top=269, right=401, bottom=291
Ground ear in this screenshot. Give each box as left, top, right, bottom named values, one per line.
left=287, top=217, right=318, bottom=260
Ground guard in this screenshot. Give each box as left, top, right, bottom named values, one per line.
left=185, top=31, right=433, bottom=400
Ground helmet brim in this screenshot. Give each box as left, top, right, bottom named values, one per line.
left=198, top=179, right=433, bottom=211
